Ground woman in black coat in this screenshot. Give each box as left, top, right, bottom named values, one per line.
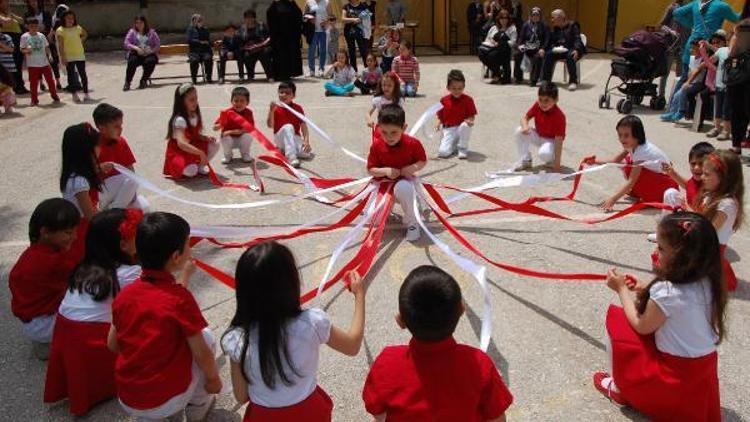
left=267, top=0, right=303, bottom=80
left=513, top=7, right=548, bottom=85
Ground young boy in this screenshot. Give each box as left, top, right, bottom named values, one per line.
left=20, top=17, right=59, bottom=105
left=391, top=40, right=420, bottom=97
left=108, top=212, right=221, bottom=421
left=661, top=39, right=705, bottom=123
left=513, top=81, right=566, bottom=172
left=436, top=69, right=477, bottom=159
left=266, top=81, right=311, bottom=168
left=218, top=24, right=244, bottom=84
left=93, top=103, right=149, bottom=211
left=367, top=104, right=427, bottom=242
left=363, top=265, right=513, bottom=420
left=214, top=86, right=255, bottom=164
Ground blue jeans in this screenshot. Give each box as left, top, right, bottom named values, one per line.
left=667, top=87, right=685, bottom=114
left=308, top=32, right=327, bottom=72
left=671, top=61, right=690, bottom=98
left=401, top=81, right=417, bottom=97
left=324, top=81, right=355, bottom=95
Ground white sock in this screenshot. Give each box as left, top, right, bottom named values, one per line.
left=600, top=376, right=620, bottom=394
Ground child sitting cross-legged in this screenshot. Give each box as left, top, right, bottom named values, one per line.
left=324, top=49, right=357, bottom=97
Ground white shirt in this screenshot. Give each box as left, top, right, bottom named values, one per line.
left=372, top=95, right=404, bottom=110
left=63, top=174, right=90, bottom=215
left=650, top=279, right=718, bottom=358
left=20, top=32, right=49, bottom=67
left=59, top=265, right=141, bottom=323
left=714, top=46, right=729, bottom=90
left=712, top=197, right=738, bottom=245
left=482, top=25, right=517, bottom=49
left=629, top=141, right=669, bottom=174
left=306, top=0, right=329, bottom=32
left=173, top=115, right=200, bottom=130
left=221, top=308, right=332, bottom=407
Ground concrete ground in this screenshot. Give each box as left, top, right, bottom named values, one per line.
left=0, top=52, right=748, bottom=422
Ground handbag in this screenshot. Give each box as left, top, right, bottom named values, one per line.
left=724, top=52, right=750, bottom=86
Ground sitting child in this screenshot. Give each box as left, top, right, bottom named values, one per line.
left=661, top=39, right=705, bottom=123
left=376, top=27, right=401, bottom=72
left=513, top=81, right=566, bottom=172
left=658, top=141, right=715, bottom=223
left=0, top=64, right=16, bottom=114
left=363, top=265, right=513, bottom=420
left=436, top=69, right=477, bottom=159
left=108, top=212, right=221, bottom=421
left=354, top=53, right=383, bottom=95
left=213, top=86, right=255, bottom=164
left=218, top=24, right=244, bottom=84
left=391, top=40, right=420, bottom=97
left=324, top=49, right=357, bottom=97
left=266, top=81, right=311, bottom=168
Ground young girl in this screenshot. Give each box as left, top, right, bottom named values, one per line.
left=594, top=212, right=726, bottom=421
left=55, top=9, right=88, bottom=102
left=594, top=115, right=678, bottom=211
left=0, top=63, right=16, bottom=114
left=9, top=198, right=82, bottom=359
left=323, top=49, right=356, bottom=97
left=60, top=123, right=103, bottom=221
left=376, top=27, right=400, bottom=72
left=44, top=208, right=143, bottom=416
left=354, top=53, right=382, bottom=95
left=162, top=83, right=219, bottom=179
left=365, top=71, right=403, bottom=129
left=221, top=241, right=366, bottom=420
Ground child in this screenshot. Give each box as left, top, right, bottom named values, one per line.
left=366, top=71, right=403, bottom=129
left=221, top=241, right=366, bottom=420
left=660, top=141, right=716, bottom=215
left=323, top=49, right=356, bottom=97
left=0, top=31, right=18, bottom=87
left=661, top=39, right=704, bottom=123
left=436, top=69, right=477, bottom=159
left=595, top=115, right=677, bottom=211
left=44, top=209, right=143, bottom=416
left=214, top=86, right=255, bottom=164
left=0, top=63, right=15, bottom=114
left=363, top=265, right=513, bottom=419
left=93, top=103, right=149, bottom=211
left=55, top=10, right=89, bottom=102
left=702, top=33, right=732, bottom=140
left=218, top=24, right=244, bottom=84
left=354, top=53, right=383, bottom=95
left=367, top=104, right=427, bottom=241
left=513, top=81, right=566, bottom=172
left=594, top=212, right=726, bottom=421
left=376, top=27, right=400, bottom=72
left=163, top=83, right=220, bottom=179
left=391, top=40, right=420, bottom=97
left=266, top=81, right=311, bottom=168
left=60, top=123, right=103, bottom=220
left=108, top=212, right=221, bottom=421
left=20, top=17, right=59, bottom=105
left=8, top=198, right=82, bottom=359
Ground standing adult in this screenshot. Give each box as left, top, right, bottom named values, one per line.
left=304, top=0, right=333, bottom=77
left=385, top=0, right=406, bottom=26
left=467, top=0, right=484, bottom=55
left=239, top=9, right=273, bottom=82
left=514, top=7, right=548, bottom=86
left=660, top=1, right=688, bottom=80
left=342, top=0, right=371, bottom=72
left=186, top=14, right=213, bottom=84
left=0, top=0, right=28, bottom=94
left=267, top=0, right=303, bottom=80
left=123, top=15, right=159, bottom=91
left=540, top=9, right=585, bottom=90
left=478, top=10, right=517, bottom=84
left=726, top=19, right=750, bottom=154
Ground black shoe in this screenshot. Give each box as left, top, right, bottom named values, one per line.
left=529, top=80, right=538, bottom=87
left=138, top=80, right=147, bottom=89
left=40, top=82, right=47, bottom=91
left=514, top=78, right=523, bottom=85
left=14, top=87, right=30, bottom=95
left=56, top=82, right=63, bottom=90
left=123, top=82, right=131, bottom=91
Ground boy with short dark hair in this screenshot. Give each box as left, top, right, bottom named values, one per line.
left=363, top=265, right=513, bottom=420
left=367, top=104, right=427, bottom=241
left=436, top=69, right=477, bottom=159
left=266, top=81, right=311, bottom=168
left=513, top=81, right=566, bottom=172
left=218, top=24, right=244, bottom=84
left=391, top=40, right=420, bottom=97
left=20, top=17, right=59, bottom=105
left=214, top=86, right=255, bottom=164
left=108, top=212, right=221, bottom=421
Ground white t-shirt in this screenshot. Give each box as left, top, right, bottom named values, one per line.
left=63, top=174, right=90, bottom=216
left=221, top=308, right=332, bottom=407
left=59, top=264, right=141, bottom=323
left=173, top=115, right=200, bottom=130
left=306, top=0, right=329, bottom=32
left=650, top=279, right=717, bottom=358
left=20, top=32, right=49, bottom=67
left=372, top=95, right=404, bottom=111
left=711, top=197, right=738, bottom=245
left=629, top=141, right=669, bottom=174
left=714, top=47, right=729, bottom=90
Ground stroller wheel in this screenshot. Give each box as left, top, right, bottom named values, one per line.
left=621, top=100, right=633, bottom=114
left=632, top=95, right=643, bottom=105
left=605, top=94, right=611, bottom=109
left=616, top=99, right=625, bottom=113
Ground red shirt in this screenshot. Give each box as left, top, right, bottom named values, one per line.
left=273, top=102, right=304, bottom=135
left=437, top=94, right=478, bottom=127
left=214, top=107, right=255, bottom=133
left=98, top=136, right=136, bottom=178
left=686, top=177, right=702, bottom=207
left=9, top=242, right=83, bottom=322
left=526, top=103, right=566, bottom=140
left=363, top=337, right=513, bottom=421
left=367, top=133, right=427, bottom=172
left=111, top=269, right=208, bottom=409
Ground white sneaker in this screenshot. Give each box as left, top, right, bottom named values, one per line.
left=290, top=158, right=301, bottom=168
left=457, top=150, right=468, bottom=159
left=315, top=69, right=324, bottom=78
left=198, top=165, right=210, bottom=175
left=646, top=233, right=657, bottom=243
left=405, top=225, right=420, bottom=242
left=568, top=83, right=578, bottom=91
left=241, top=154, right=254, bottom=163
left=513, top=159, right=532, bottom=172
left=185, top=395, right=216, bottom=422
left=221, top=156, right=232, bottom=164
left=306, top=69, right=314, bottom=78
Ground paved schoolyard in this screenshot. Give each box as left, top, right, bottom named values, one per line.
left=0, top=52, right=748, bottom=421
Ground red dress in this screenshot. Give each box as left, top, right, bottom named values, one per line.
left=243, top=386, right=333, bottom=422
left=720, top=245, right=737, bottom=292
left=606, top=305, right=720, bottom=422
left=44, top=314, right=117, bottom=416
left=622, top=155, right=678, bottom=202
left=163, top=123, right=211, bottom=179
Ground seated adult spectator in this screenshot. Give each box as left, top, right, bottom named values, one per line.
left=514, top=6, right=548, bottom=86
left=123, top=15, right=159, bottom=91
left=239, top=9, right=273, bottom=82
left=540, top=9, right=585, bottom=91
left=218, top=24, right=243, bottom=84
left=478, top=10, right=517, bottom=84
left=186, top=13, right=213, bottom=84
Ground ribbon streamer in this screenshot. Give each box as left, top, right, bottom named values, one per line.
left=408, top=102, right=444, bottom=137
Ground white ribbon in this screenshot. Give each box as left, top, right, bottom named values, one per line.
left=408, top=102, right=444, bottom=137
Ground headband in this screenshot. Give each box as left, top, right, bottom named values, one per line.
left=178, top=82, right=194, bottom=96
left=707, top=153, right=725, bottom=173
left=118, top=209, right=144, bottom=241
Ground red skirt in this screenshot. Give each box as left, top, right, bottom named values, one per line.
left=163, top=138, right=210, bottom=179
left=606, top=305, right=720, bottom=422
left=44, top=314, right=116, bottom=416
left=243, top=386, right=333, bottom=422
left=652, top=246, right=736, bottom=292
left=622, top=164, right=678, bottom=203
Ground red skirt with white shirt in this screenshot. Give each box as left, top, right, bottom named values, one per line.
left=163, top=136, right=211, bottom=179
left=243, top=386, right=333, bottom=422
left=606, top=305, right=720, bottom=422
left=621, top=156, right=678, bottom=203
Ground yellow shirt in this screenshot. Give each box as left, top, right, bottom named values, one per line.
left=56, top=25, right=86, bottom=61
left=0, top=13, right=22, bottom=34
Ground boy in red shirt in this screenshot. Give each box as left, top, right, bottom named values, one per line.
left=266, top=81, right=311, bottom=168
left=363, top=265, right=513, bottom=421
left=107, top=212, right=221, bottom=421
left=367, top=104, right=427, bottom=242
left=214, top=86, right=255, bottom=164
left=513, top=81, right=566, bottom=172
left=93, top=103, right=149, bottom=211
left=436, top=69, right=477, bottom=159
left=9, top=198, right=82, bottom=359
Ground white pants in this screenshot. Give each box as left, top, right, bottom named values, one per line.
left=100, top=174, right=150, bottom=211
left=22, top=313, right=56, bottom=343
left=393, top=179, right=418, bottom=227
left=120, top=328, right=217, bottom=420
left=273, top=124, right=303, bottom=160
left=438, top=123, right=472, bottom=158
left=514, top=127, right=555, bottom=164
left=183, top=142, right=221, bottom=178
left=220, top=133, right=253, bottom=160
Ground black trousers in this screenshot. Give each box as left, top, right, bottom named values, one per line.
left=243, top=49, right=273, bottom=80
left=8, top=32, right=25, bottom=91
left=344, top=34, right=369, bottom=72
left=125, top=53, right=158, bottom=84
left=479, top=46, right=511, bottom=81
left=188, top=52, right=213, bottom=82
left=66, top=61, right=88, bottom=93
left=513, top=50, right=542, bottom=83
left=218, top=51, right=244, bottom=80
left=728, top=80, right=750, bottom=149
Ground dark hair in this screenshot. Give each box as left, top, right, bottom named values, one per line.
left=278, top=80, right=296, bottom=95
left=224, top=23, right=238, bottom=31
left=447, top=69, right=465, bottom=86
left=399, top=265, right=463, bottom=342
left=231, top=86, right=250, bottom=102
left=92, top=103, right=124, bottom=127
left=688, top=141, right=715, bottom=161
left=699, top=150, right=744, bottom=231
left=25, top=0, right=44, bottom=15
left=335, top=48, right=350, bottom=65
left=166, top=84, right=202, bottom=140
left=615, top=114, right=647, bottom=145
left=28, top=198, right=80, bottom=243
left=690, top=37, right=704, bottom=47
left=25, top=17, right=39, bottom=25
left=401, top=40, right=413, bottom=50
left=70, top=209, right=135, bottom=301
left=222, top=241, right=302, bottom=388
left=374, top=71, right=402, bottom=103
left=0, top=63, right=12, bottom=86
left=243, top=9, right=257, bottom=19
left=378, top=104, right=406, bottom=126
left=136, top=212, right=190, bottom=270
left=537, top=81, right=559, bottom=99
left=638, top=212, right=726, bottom=344
left=60, top=123, right=101, bottom=193
left=61, top=9, right=76, bottom=26
left=134, top=15, right=150, bottom=34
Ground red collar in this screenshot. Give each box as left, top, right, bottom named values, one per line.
left=140, top=269, right=177, bottom=285
left=408, top=336, right=457, bottom=353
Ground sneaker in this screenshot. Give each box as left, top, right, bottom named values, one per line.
left=568, top=82, right=578, bottom=91
left=218, top=78, right=225, bottom=85
left=663, top=112, right=683, bottom=123
left=316, top=69, right=324, bottom=78
left=324, top=90, right=332, bottom=97
left=51, top=96, right=60, bottom=103
left=72, top=92, right=81, bottom=103
left=717, top=131, right=731, bottom=141
left=221, top=156, right=232, bottom=164
left=32, top=341, right=50, bottom=360
left=185, top=395, right=216, bottom=422
left=297, top=151, right=312, bottom=160
left=706, top=128, right=721, bottom=138
left=405, top=225, right=420, bottom=242
left=198, top=165, right=210, bottom=175
left=290, top=158, right=301, bottom=168
left=660, top=111, right=674, bottom=121
left=241, top=154, right=254, bottom=163
left=123, top=83, right=131, bottom=92
left=513, top=159, right=532, bottom=172
left=138, top=80, right=148, bottom=89
left=457, top=150, right=468, bottom=160
left=592, top=372, right=626, bottom=406
left=646, top=232, right=657, bottom=243
left=83, top=93, right=91, bottom=101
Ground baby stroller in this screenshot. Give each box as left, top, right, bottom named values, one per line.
left=599, top=28, right=678, bottom=114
